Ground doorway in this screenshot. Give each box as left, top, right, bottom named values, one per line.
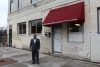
left=52, top=24, right=62, bottom=54
left=9, top=29, right=12, bottom=47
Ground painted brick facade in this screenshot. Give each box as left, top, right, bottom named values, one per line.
left=7, top=0, right=100, bottom=63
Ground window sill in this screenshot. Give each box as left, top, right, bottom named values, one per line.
left=17, top=8, right=23, bottom=11
left=31, top=0, right=42, bottom=6
left=31, top=2, right=37, bottom=4
left=17, top=34, right=26, bottom=36
left=31, top=0, right=42, bottom=4
left=29, top=33, right=42, bottom=36
left=67, top=41, right=84, bottom=43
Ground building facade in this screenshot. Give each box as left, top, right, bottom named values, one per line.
left=7, top=0, right=100, bottom=63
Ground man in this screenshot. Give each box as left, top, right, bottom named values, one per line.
left=30, top=34, right=40, bottom=64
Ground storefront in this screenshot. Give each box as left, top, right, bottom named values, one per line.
left=8, top=0, right=100, bottom=63
left=42, top=2, right=85, bottom=54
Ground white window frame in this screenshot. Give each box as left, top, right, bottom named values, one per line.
left=97, top=8, right=100, bottom=34
left=67, top=23, right=84, bottom=42
left=10, top=0, right=14, bottom=12
left=29, top=19, right=42, bottom=35
left=31, top=0, right=37, bottom=4
left=17, top=22, right=26, bottom=35
left=18, top=0, right=22, bottom=9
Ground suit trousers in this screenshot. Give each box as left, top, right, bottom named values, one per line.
left=32, top=49, right=39, bottom=63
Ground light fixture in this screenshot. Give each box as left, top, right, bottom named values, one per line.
left=32, top=24, right=34, bottom=26
left=75, top=24, right=81, bottom=26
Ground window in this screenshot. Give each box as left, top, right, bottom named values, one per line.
left=10, top=0, right=14, bottom=12
left=29, top=19, right=42, bottom=34
left=18, top=22, right=26, bottom=34
left=18, top=0, right=22, bottom=9
left=31, top=0, right=37, bottom=3
left=67, top=22, right=83, bottom=42
left=31, top=21, right=36, bottom=34
left=97, top=8, right=100, bottom=34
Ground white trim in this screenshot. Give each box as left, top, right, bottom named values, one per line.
left=29, top=22, right=31, bottom=35
left=29, top=33, right=41, bottom=35
left=31, top=0, right=37, bottom=4
left=29, top=19, right=42, bottom=35
left=8, top=0, right=81, bottom=20
left=36, top=21, right=37, bottom=33
left=18, top=0, right=22, bottom=9
left=17, top=34, right=26, bottom=36
left=43, top=19, right=78, bottom=25
left=17, top=22, right=26, bottom=35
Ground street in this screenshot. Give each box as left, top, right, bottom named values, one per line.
left=0, top=47, right=100, bottom=67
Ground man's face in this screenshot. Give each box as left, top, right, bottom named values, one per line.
left=33, top=34, right=37, bottom=38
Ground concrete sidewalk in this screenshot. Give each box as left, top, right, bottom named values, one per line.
left=0, top=47, right=100, bottom=67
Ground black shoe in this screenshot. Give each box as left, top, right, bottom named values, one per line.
left=32, top=62, right=35, bottom=64
left=37, top=63, right=39, bottom=65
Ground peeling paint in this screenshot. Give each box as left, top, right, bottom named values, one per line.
left=12, top=32, right=22, bottom=41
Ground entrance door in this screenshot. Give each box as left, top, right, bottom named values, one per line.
left=53, top=28, right=62, bottom=53
left=9, top=29, right=12, bottom=47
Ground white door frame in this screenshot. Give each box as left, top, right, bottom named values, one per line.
left=52, top=24, right=62, bottom=54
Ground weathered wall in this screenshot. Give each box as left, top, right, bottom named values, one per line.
left=89, top=0, right=100, bottom=63
left=8, top=0, right=55, bottom=15
left=8, top=12, right=42, bottom=49
left=61, top=0, right=100, bottom=63
left=61, top=0, right=91, bottom=61
left=7, top=0, right=100, bottom=63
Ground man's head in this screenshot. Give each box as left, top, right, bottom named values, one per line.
left=33, top=34, right=37, bottom=38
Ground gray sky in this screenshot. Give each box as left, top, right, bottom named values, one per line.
left=0, top=0, right=8, bottom=27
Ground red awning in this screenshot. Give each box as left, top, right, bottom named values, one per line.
left=43, top=2, right=85, bottom=26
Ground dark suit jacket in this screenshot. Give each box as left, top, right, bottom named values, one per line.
left=30, top=38, right=40, bottom=51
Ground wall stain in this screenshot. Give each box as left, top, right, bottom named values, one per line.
left=12, top=32, right=22, bottom=41
left=62, top=23, right=67, bottom=38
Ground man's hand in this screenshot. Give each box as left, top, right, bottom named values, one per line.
left=30, top=49, right=32, bottom=52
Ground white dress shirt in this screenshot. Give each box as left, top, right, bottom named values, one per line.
left=34, top=39, right=36, bottom=44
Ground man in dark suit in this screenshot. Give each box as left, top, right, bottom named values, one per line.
left=30, top=34, right=40, bottom=64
